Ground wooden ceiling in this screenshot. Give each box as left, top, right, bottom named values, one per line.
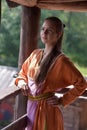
left=6, top=0, right=87, bottom=12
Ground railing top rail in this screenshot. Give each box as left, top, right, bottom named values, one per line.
left=0, top=85, right=21, bottom=102
left=0, top=84, right=87, bottom=102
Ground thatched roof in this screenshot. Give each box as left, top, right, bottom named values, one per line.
left=6, top=0, right=87, bottom=12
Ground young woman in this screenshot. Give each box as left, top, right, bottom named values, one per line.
left=15, top=17, right=87, bottom=130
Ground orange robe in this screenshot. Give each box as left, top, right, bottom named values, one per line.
left=15, top=49, right=87, bottom=130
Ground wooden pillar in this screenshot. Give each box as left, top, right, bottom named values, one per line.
left=18, top=6, right=41, bottom=69
left=15, top=6, right=41, bottom=119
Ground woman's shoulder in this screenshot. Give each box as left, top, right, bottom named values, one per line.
left=57, top=53, right=72, bottom=64
left=26, top=49, right=43, bottom=60
left=30, top=48, right=43, bottom=56
left=57, top=53, right=67, bottom=60
left=59, top=53, right=76, bottom=69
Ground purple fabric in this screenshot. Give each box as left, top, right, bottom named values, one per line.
left=26, top=78, right=43, bottom=130
left=26, top=100, right=38, bottom=130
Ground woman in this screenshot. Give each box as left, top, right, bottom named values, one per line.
left=15, top=17, right=87, bottom=130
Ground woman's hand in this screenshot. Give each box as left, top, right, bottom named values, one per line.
left=46, top=95, right=61, bottom=106
left=18, top=80, right=29, bottom=96
left=20, top=84, right=29, bottom=96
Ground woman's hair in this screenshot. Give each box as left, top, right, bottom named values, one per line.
left=35, top=16, right=65, bottom=85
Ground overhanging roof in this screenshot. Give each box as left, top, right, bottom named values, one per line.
left=6, top=0, right=87, bottom=12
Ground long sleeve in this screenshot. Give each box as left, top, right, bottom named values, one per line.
left=59, top=56, right=87, bottom=107
left=15, top=50, right=35, bottom=86
left=15, top=49, right=41, bottom=86
left=15, top=59, right=29, bottom=86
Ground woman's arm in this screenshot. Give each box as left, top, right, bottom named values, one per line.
left=59, top=56, right=87, bottom=107
left=47, top=56, right=87, bottom=107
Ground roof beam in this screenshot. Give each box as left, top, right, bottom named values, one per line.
left=6, top=0, right=19, bottom=8
left=37, top=1, right=87, bottom=12
left=38, top=0, right=87, bottom=3
left=7, top=0, right=87, bottom=12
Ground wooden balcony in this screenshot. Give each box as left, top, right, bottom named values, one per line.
left=0, top=79, right=87, bottom=130
left=0, top=85, right=27, bottom=130
left=1, top=1, right=87, bottom=129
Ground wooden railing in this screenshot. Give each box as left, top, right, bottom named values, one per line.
left=0, top=85, right=27, bottom=130
left=0, top=81, right=87, bottom=130
left=1, top=114, right=27, bottom=130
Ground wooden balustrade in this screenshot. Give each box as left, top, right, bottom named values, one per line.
left=0, top=79, right=87, bottom=130
left=0, top=85, right=21, bottom=102
left=0, top=85, right=27, bottom=130
left=1, top=114, right=27, bottom=130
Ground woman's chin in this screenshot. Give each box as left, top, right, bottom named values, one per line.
left=42, top=40, right=48, bottom=44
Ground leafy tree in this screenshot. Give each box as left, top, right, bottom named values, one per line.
left=64, top=12, right=87, bottom=66
left=40, top=10, right=87, bottom=67
left=0, top=2, right=87, bottom=69
left=0, top=1, right=21, bottom=67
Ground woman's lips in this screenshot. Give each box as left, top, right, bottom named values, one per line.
left=42, top=36, right=47, bottom=40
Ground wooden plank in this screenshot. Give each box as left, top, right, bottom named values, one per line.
left=58, top=86, right=87, bottom=99
left=18, top=6, right=41, bottom=68
left=1, top=114, right=27, bottom=130
left=8, top=0, right=87, bottom=12
left=6, top=0, right=19, bottom=8
left=38, top=0, right=87, bottom=3
left=0, top=84, right=87, bottom=103
left=37, top=1, right=87, bottom=12
left=9, top=0, right=37, bottom=7
left=0, top=85, right=21, bottom=102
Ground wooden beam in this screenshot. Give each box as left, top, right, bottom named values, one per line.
left=6, top=0, right=19, bottom=8
left=7, top=0, right=87, bottom=12
left=0, top=84, right=87, bottom=103
left=0, top=85, right=21, bottom=102
left=9, top=0, right=37, bottom=7
left=38, top=0, right=87, bottom=3
left=37, top=1, right=87, bottom=12
left=18, top=6, right=41, bottom=68
left=1, top=114, right=27, bottom=130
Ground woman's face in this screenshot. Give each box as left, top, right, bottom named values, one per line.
left=40, top=20, right=61, bottom=46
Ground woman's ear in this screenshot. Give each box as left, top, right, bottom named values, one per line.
left=56, top=31, right=62, bottom=39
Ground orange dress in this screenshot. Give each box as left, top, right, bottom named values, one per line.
left=15, top=49, right=87, bottom=130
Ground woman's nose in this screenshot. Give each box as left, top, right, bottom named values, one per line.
left=43, top=30, right=48, bottom=35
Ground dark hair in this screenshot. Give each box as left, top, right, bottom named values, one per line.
left=35, top=17, right=65, bottom=85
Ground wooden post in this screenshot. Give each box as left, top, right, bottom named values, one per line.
left=18, top=6, right=41, bottom=69
left=15, top=6, right=41, bottom=119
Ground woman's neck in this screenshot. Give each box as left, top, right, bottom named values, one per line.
left=44, top=45, right=53, bottom=56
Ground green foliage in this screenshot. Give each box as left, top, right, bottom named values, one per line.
left=0, top=2, right=87, bottom=73
left=40, top=10, right=87, bottom=68
left=0, top=0, right=21, bottom=67
left=63, top=12, right=87, bottom=67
